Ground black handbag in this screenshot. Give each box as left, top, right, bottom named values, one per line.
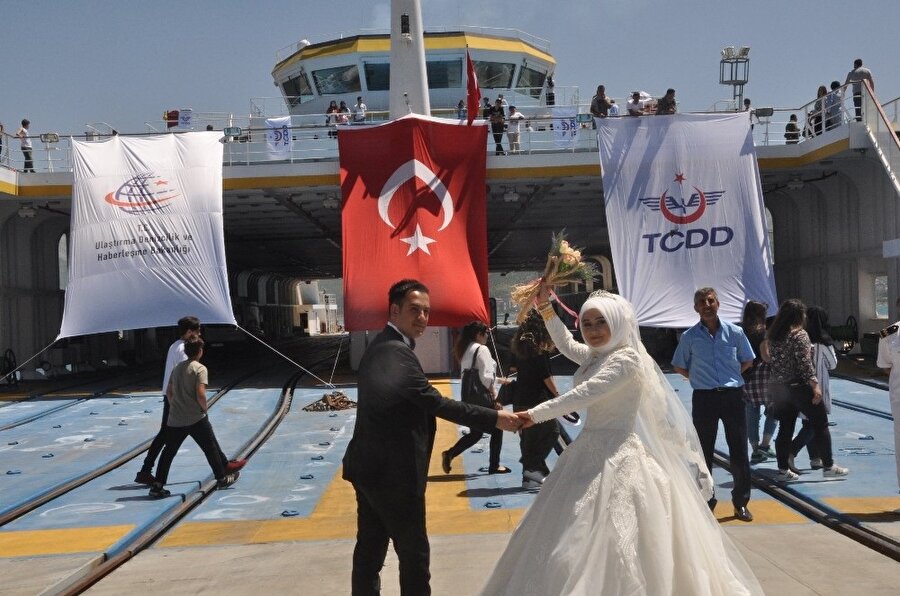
left=461, top=346, right=494, bottom=409
left=497, top=379, right=518, bottom=407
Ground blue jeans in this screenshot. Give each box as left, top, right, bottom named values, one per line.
left=745, top=402, right=777, bottom=447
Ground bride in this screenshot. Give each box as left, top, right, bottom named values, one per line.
left=479, top=286, right=763, bottom=595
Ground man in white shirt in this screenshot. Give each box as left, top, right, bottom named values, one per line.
left=135, top=316, right=245, bottom=485
left=626, top=92, right=644, bottom=116
left=16, top=119, right=33, bottom=173
left=352, top=96, right=367, bottom=123
left=876, top=322, right=900, bottom=495
left=845, top=58, right=874, bottom=121
left=506, top=106, right=526, bottom=153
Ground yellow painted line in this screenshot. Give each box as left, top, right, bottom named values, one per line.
left=757, top=138, right=850, bottom=170
left=823, top=496, right=900, bottom=518
left=275, top=33, right=554, bottom=73
left=0, top=179, right=17, bottom=195
left=0, top=525, right=134, bottom=558
left=224, top=173, right=339, bottom=190
left=710, top=499, right=807, bottom=525
left=162, top=379, right=521, bottom=547
left=487, top=163, right=600, bottom=180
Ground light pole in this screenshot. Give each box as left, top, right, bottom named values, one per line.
left=719, top=46, right=750, bottom=110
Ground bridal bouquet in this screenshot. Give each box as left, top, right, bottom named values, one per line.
left=510, top=231, right=597, bottom=323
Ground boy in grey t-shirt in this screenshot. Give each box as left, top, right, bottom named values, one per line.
left=149, top=338, right=239, bottom=497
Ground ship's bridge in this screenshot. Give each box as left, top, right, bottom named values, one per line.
left=270, top=28, right=559, bottom=119
left=0, top=84, right=898, bottom=368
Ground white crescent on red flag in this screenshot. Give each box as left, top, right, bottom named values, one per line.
left=339, top=114, right=489, bottom=330
left=466, top=50, right=480, bottom=126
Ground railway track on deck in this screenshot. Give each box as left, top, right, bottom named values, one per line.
left=25, top=347, right=342, bottom=595
left=713, top=375, right=899, bottom=563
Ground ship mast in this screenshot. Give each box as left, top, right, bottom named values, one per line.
left=389, top=0, right=430, bottom=119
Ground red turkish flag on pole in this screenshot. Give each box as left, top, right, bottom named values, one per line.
left=466, top=50, right=480, bottom=126
left=339, top=115, right=489, bottom=330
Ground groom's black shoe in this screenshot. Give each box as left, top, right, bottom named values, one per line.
left=707, top=498, right=717, bottom=512
left=734, top=506, right=753, bottom=522
left=441, top=451, right=452, bottom=474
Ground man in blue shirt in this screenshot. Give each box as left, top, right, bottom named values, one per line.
left=673, top=287, right=756, bottom=522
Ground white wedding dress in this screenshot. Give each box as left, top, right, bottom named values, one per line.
left=480, top=304, right=763, bottom=596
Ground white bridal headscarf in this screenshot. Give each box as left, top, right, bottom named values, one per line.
left=579, top=290, right=715, bottom=499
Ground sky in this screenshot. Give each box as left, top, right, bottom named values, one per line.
left=3, top=0, right=898, bottom=136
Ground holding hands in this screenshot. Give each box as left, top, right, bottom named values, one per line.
left=496, top=409, right=525, bottom=432
left=516, top=410, right=536, bottom=429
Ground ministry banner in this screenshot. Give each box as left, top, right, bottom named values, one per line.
left=339, top=114, right=490, bottom=330
left=266, top=116, right=292, bottom=159
left=598, top=113, right=777, bottom=326
left=60, top=132, right=235, bottom=338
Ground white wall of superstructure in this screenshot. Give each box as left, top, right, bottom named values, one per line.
left=766, top=154, right=900, bottom=340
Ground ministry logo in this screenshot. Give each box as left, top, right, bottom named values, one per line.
left=104, top=173, right=180, bottom=215
left=638, top=172, right=724, bottom=224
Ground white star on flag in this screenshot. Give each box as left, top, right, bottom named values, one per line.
left=401, top=224, right=437, bottom=256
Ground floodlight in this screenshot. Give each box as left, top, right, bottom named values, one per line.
left=738, top=46, right=750, bottom=59
left=722, top=46, right=735, bottom=60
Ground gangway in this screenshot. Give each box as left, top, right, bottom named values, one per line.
left=861, top=81, right=900, bottom=198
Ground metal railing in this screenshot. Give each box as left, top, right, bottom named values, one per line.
left=862, top=82, right=900, bottom=196
left=3, top=88, right=896, bottom=176
left=746, top=83, right=858, bottom=146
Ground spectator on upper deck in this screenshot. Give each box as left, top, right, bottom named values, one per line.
left=457, top=100, right=466, bottom=120
left=16, top=119, right=33, bottom=173
left=352, top=96, right=367, bottom=123
left=626, top=91, right=643, bottom=116
left=845, top=58, right=874, bottom=121
left=825, top=81, right=843, bottom=131
left=608, top=99, right=620, bottom=117
left=655, top=89, right=677, bottom=115
left=811, top=85, right=827, bottom=136
left=589, top=85, right=611, bottom=119
left=784, top=114, right=800, bottom=144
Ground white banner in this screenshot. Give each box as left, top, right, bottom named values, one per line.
left=59, top=132, right=235, bottom=338
left=551, top=106, right=578, bottom=148
left=178, top=108, right=193, bottom=129
left=266, top=116, right=292, bottom=158
left=598, top=113, right=777, bottom=326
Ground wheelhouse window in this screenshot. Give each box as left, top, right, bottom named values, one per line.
left=364, top=62, right=390, bottom=91
left=474, top=61, right=516, bottom=88
left=282, top=73, right=315, bottom=107
left=312, top=65, right=362, bottom=95
left=516, top=66, right=547, bottom=98
left=426, top=59, right=462, bottom=89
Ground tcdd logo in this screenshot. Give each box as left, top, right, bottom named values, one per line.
left=637, top=172, right=731, bottom=253
left=104, top=173, right=180, bottom=215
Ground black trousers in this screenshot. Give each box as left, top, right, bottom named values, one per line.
left=141, top=398, right=227, bottom=475
left=691, top=388, right=751, bottom=507
left=491, top=123, right=504, bottom=154
left=772, top=383, right=833, bottom=469
left=351, top=483, right=430, bottom=595
left=791, top=418, right=821, bottom=460
left=154, top=416, right=227, bottom=484
left=446, top=427, right=503, bottom=470
left=22, top=149, right=33, bottom=172
left=519, top=419, right=560, bottom=476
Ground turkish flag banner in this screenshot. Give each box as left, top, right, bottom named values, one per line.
left=340, top=114, right=489, bottom=331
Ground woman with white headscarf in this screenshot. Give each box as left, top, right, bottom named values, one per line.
left=479, top=285, right=763, bottom=596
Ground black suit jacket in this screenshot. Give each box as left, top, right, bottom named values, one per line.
left=342, top=325, right=499, bottom=495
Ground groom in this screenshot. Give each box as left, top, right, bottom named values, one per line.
left=343, top=279, right=522, bottom=595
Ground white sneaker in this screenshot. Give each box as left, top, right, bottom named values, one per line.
left=775, top=469, right=799, bottom=482
left=523, top=470, right=546, bottom=484
left=823, top=464, right=849, bottom=477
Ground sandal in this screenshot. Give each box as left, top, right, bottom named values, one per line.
left=489, top=466, right=512, bottom=474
